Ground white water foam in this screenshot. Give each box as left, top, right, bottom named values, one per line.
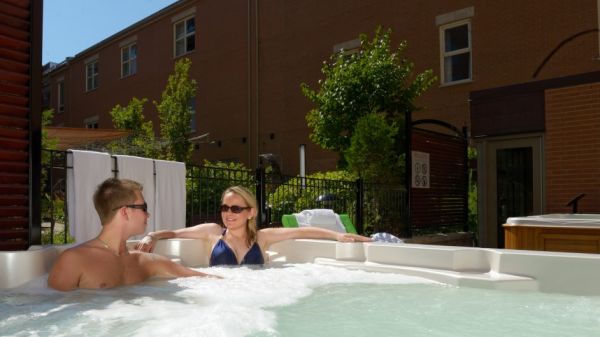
left=0, top=264, right=438, bottom=337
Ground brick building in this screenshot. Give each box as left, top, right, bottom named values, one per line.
left=42, top=0, right=600, bottom=247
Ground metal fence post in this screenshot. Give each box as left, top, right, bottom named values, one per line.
left=255, top=167, right=266, bottom=227
left=462, top=126, right=469, bottom=233
left=355, top=178, right=364, bottom=234
left=405, top=111, right=412, bottom=238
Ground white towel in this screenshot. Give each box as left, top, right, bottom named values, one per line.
left=114, top=155, right=155, bottom=235
left=370, top=232, right=404, bottom=244
left=154, top=159, right=186, bottom=231
left=294, top=209, right=346, bottom=233
left=67, top=150, right=113, bottom=243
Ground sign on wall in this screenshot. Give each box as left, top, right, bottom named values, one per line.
left=412, top=151, right=430, bottom=188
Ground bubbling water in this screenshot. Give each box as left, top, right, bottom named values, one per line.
left=0, top=264, right=438, bottom=337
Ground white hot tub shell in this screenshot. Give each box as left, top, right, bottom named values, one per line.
left=2, top=239, right=600, bottom=296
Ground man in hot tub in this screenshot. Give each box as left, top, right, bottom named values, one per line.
left=48, top=178, right=220, bottom=291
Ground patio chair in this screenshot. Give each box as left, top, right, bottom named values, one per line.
left=281, top=211, right=357, bottom=234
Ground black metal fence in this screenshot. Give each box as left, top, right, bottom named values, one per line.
left=40, top=149, right=411, bottom=244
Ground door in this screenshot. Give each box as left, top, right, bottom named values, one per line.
left=477, top=135, right=543, bottom=248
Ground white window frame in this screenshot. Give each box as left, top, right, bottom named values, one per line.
left=57, top=80, right=64, bottom=114
left=84, top=115, right=99, bottom=129
left=333, top=38, right=361, bottom=56
left=439, top=19, right=472, bottom=85
left=121, top=43, right=137, bottom=78
left=85, top=60, right=99, bottom=91
left=174, top=16, right=196, bottom=57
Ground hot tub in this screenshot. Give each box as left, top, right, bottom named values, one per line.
left=504, top=214, right=600, bottom=253
left=2, top=239, right=600, bottom=336
left=2, top=238, right=600, bottom=295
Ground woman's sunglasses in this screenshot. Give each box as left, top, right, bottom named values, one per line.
left=220, top=204, right=250, bottom=213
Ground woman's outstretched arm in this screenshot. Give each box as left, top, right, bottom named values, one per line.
left=258, top=226, right=371, bottom=250
left=135, top=222, right=222, bottom=252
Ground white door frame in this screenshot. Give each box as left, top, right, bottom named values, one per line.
left=475, top=133, right=544, bottom=247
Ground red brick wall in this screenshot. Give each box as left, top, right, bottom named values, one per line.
left=45, top=0, right=600, bottom=175
left=545, top=83, right=600, bottom=213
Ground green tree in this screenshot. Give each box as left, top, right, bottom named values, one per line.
left=108, top=97, right=157, bottom=158
left=41, top=108, right=57, bottom=150
left=345, top=112, right=400, bottom=181
left=155, top=58, right=197, bottom=162
left=301, top=27, right=435, bottom=180
left=40, top=108, right=57, bottom=194
left=40, top=109, right=73, bottom=244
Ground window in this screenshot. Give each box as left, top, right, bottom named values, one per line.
left=85, top=61, right=99, bottom=91
left=333, top=38, right=361, bottom=57
left=121, top=43, right=137, bottom=77
left=174, top=17, right=195, bottom=57
left=57, top=80, right=64, bottom=113
left=188, top=97, right=196, bottom=132
left=440, top=20, right=471, bottom=84
left=84, top=116, right=99, bottom=129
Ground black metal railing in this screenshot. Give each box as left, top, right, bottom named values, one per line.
left=40, top=149, right=409, bottom=243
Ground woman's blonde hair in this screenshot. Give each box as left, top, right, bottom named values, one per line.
left=222, top=186, right=257, bottom=247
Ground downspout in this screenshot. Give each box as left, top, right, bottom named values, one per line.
left=255, top=0, right=260, bottom=168
left=247, top=0, right=252, bottom=165
left=29, top=0, right=44, bottom=246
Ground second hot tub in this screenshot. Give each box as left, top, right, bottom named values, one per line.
left=504, top=214, right=600, bottom=253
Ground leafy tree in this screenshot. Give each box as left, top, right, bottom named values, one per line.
left=41, top=108, right=57, bottom=150
left=155, top=58, right=197, bottom=163
left=301, top=27, right=435, bottom=180
left=40, top=109, right=57, bottom=195
left=40, top=109, right=72, bottom=244
left=345, top=112, right=400, bottom=181
left=108, top=97, right=158, bottom=158
left=467, top=147, right=478, bottom=240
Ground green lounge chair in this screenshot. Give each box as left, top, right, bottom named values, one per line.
left=281, top=213, right=357, bottom=234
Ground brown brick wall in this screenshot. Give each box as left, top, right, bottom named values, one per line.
left=545, top=83, right=600, bottom=213
left=45, top=0, right=600, bottom=175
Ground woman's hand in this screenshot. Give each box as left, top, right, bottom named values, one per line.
left=336, top=233, right=373, bottom=243
left=135, top=234, right=158, bottom=252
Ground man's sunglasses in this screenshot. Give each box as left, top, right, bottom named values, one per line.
left=112, top=202, right=148, bottom=213
left=220, top=204, right=250, bottom=213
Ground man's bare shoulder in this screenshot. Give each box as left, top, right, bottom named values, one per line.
left=48, top=245, right=93, bottom=291
left=56, top=243, right=90, bottom=260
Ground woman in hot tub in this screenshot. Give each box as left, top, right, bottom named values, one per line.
left=135, top=186, right=371, bottom=266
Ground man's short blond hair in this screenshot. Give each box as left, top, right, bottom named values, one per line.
left=93, top=178, right=143, bottom=224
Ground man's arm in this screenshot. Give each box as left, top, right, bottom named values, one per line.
left=139, top=253, right=221, bottom=279
left=47, top=251, right=83, bottom=291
